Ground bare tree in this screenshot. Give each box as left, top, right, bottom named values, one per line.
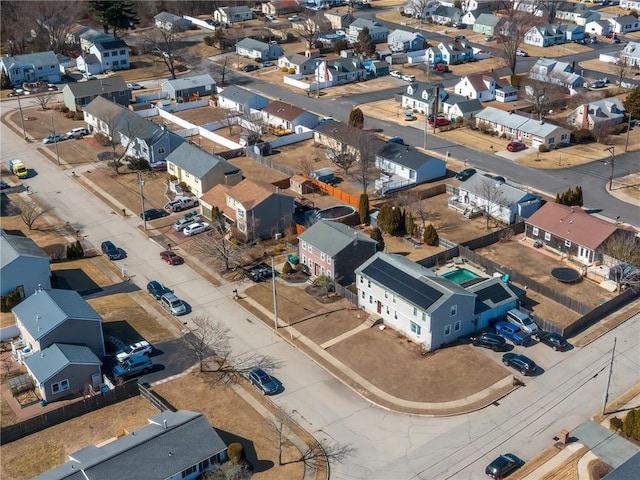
left=405, top=0, right=432, bottom=33
left=190, top=214, right=248, bottom=271
left=613, top=58, right=631, bottom=87
left=101, top=111, right=145, bottom=174
left=324, top=134, right=357, bottom=177
left=183, top=315, right=232, bottom=372
left=351, top=130, right=380, bottom=194
left=1, top=1, right=31, bottom=55
left=219, top=108, right=239, bottom=135
left=19, top=200, right=52, bottom=230
left=523, top=78, right=563, bottom=120
left=143, top=23, right=180, bottom=79
left=218, top=55, right=230, bottom=86
left=241, top=109, right=267, bottom=146
left=297, top=12, right=325, bottom=49
left=472, top=176, right=511, bottom=229
left=534, top=0, right=563, bottom=23
left=496, top=3, right=539, bottom=76
left=399, top=190, right=432, bottom=232
left=604, top=231, right=640, bottom=293
left=31, top=94, right=56, bottom=111
left=31, top=1, right=78, bottom=54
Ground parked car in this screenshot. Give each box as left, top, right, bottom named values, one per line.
left=288, top=15, right=302, bottom=21
left=387, top=136, right=405, bottom=145
left=183, top=222, right=211, bottom=236
left=160, top=292, right=187, bottom=316
left=101, top=240, right=121, bottom=260
left=507, top=141, right=526, bottom=152
left=589, top=79, right=606, bottom=89
left=167, top=196, right=198, bottom=212
left=470, top=332, right=506, bottom=352
left=65, top=127, right=90, bottom=139
left=243, top=64, right=259, bottom=72
left=454, top=35, right=466, bottom=40
left=147, top=280, right=169, bottom=300
left=265, top=14, right=277, bottom=22
left=261, top=61, right=275, bottom=67
left=484, top=174, right=506, bottom=183
left=428, top=116, right=451, bottom=127
left=401, top=74, right=416, bottom=82
left=485, top=453, right=523, bottom=479
left=244, top=263, right=273, bottom=282
left=0, top=181, right=9, bottom=189
left=42, top=134, right=66, bottom=144
left=455, top=168, right=476, bottom=181
left=248, top=368, right=279, bottom=395
left=390, top=70, right=403, bottom=78
left=495, top=321, right=530, bottom=346
left=160, top=250, right=183, bottom=265
left=140, top=208, right=168, bottom=221
left=604, top=32, right=617, bottom=39
left=113, top=355, right=152, bottom=380
left=174, top=216, right=199, bottom=231
left=116, top=341, right=153, bottom=363
left=502, top=352, right=538, bottom=376
left=535, top=331, right=569, bottom=351
left=453, top=23, right=466, bottom=30
left=127, top=82, right=144, bottom=90
left=433, top=63, right=450, bottom=72
left=486, top=35, right=495, bottom=42
left=515, top=50, right=529, bottom=57
left=506, top=309, right=538, bottom=334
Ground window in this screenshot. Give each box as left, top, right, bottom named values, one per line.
left=394, top=310, right=398, bottom=320
left=320, top=252, right=325, bottom=261
left=386, top=305, right=389, bottom=314
left=359, top=275, right=363, bottom=283
left=120, top=49, right=126, bottom=55
left=308, top=246, right=313, bottom=253
left=565, top=239, right=571, bottom=247
left=532, top=226, right=539, bottom=236
left=104, top=52, right=110, bottom=57
left=367, top=280, right=371, bottom=288
left=544, top=232, right=551, bottom=241
left=422, top=312, right=426, bottom=322
left=302, top=241, right=307, bottom=250
left=37, top=66, right=42, bottom=70
left=185, top=171, right=190, bottom=178
left=182, top=465, right=197, bottom=478
left=157, top=147, right=165, bottom=154
left=302, top=255, right=306, bottom=264
left=384, top=290, right=388, bottom=299
left=410, top=321, right=421, bottom=336
left=444, top=324, right=451, bottom=336
left=450, top=305, right=457, bottom=317
left=199, top=459, right=210, bottom=472
left=454, top=320, right=461, bottom=332
left=369, top=295, right=372, bottom=304
left=361, top=291, right=365, bottom=299
left=392, top=295, right=396, bottom=304
left=51, top=379, right=70, bottom=394
left=413, top=307, right=417, bottom=316
left=327, top=257, right=332, bottom=265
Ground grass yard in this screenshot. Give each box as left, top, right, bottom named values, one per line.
left=0, top=397, right=158, bottom=480
left=51, top=257, right=120, bottom=288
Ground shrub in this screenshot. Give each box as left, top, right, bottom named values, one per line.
left=94, top=133, right=112, bottom=146
left=455, top=116, right=463, bottom=125
left=178, top=181, right=189, bottom=192
left=281, top=66, right=289, bottom=72
left=538, top=145, right=548, bottom=153
left=60, top=106, right=70, bottom=113
left=66, top=240, right=84, bottom=260
left=282, top=261, right=293, bottom=275
left=370, top=227, right=385, bottom=251
left=423, top=224, right=439, bottom=246
left=227, top=443, right=245, bottom=464
left=610, top=416, right=623, bottom=432
left=203, top=36, right=214, bottom=46
left=288, top=67, right=295, bottom=74
left=169, top=174, right=178, bottom=182
left=74, top=112, right=84, bottom=121
left=273, top=243, right=285, bottom=252
left=0, top=289, right=22, bottom=312
left=606, top=124, right=627, bottom=136
left=43, top=243, right=66, bottom=261
left=623, top=409, right=636, bottom=438
left=571, top=129, right=596, bottom=144
left=65, top=111, right=76, bottom=119
left=127, top=156, right=150, bottom=171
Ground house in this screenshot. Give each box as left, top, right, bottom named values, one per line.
left=347, top=18, right=389, bottom=43
left=524, top=24, right=565, bottom=48
left=84, top=97, right=185, bottom=166
left=454, top=73, right=499, bottom=102
left=324, top=11, right=354, bottom=30
left=298, top=221, right=378, bottom=284
left=430, top=40, right=474, bottom=65
left=165, top=143, right=242, bottom=198
left=0, top=51, right=61, bottom=86
left=555, top=1, right=593, bottom=23
left=375, top=143, right=447, bottom=193
left=621, top=0, right=640, bottom=10
left=278, top=53, right=320, bottom=74
left=262, top=100, right=319, bottom=130
left=214, top=6, right=254, bottom=24
left=461, top=9, right=489, bottom=26
left=472, top=13, right=504, bottom=36
left=466, top=277, right=521, bottom=330
left=13, top=288, right=106, bottom=358
left=62, top=76, right=131, bottom=111
left=440, top=93, right=484, bottom=121
left=525, top=202, right=622, bottom=265
left=314, top=119, right=364, bottom=153
left=620, top=41, right=640, bottom=67
left=201, top=179, right=295, bottom=240
left=76, top=54, right=103, bottom=76
left=162, top=74, right=216, bottom=101
left=79, top=38, right=130, bottom=73
left=263, top=0, right=302, bottom=17
left=154, top=12, right=192, bottom=31
left=293, top=16, right=332, bottom=35
left=585, top=20, right=612, bottom=37
left=78, top=28, right=115, bottom=52
left=24, top=343, right=101, bottom=403
left=362, top=59, right=390, bottom=77
left=401, top=81, right=447, bottom=114
left=217, top=85, right=270, bottom=112
left=387, top=29, right=425, bottom=52
left=609, top=15, right=640, bottom=34
left=403, top=0, right=440, bottom=19
left=567, top=98, right=625, bottom=129
left=316, top=56, right=367, bottom=85
left=32, top=410, right=227, bottom=480
left=456, top=174, right=542, bottom=224
left=431, top=6, right=462, bottom=25
left=558, top=24, right=585, bottom=42
left=529, top=58, right=584, bottom=92
left=1, top=230, right=51, bottom=297
left=475, top=107, right=571, bottom=148
left=236, top=38, right=284, bottom=60
left=355, top=253, right=477, bottom=351
left=495, top=85, right=519, bottom=103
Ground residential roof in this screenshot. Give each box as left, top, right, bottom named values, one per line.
left=454, top=98, right=483, bottom=114
left=79, top=29, right=114, bottom=43
left=80, top=54, right=100, bottom=66
left=1, top=230, right=49, bottom=269
left=199, top=184, right=233, bottom=217
left=220, top=5, right=252, bottom=14
left=33, top=410, right=227, bottom=480
left=227, top=179, right=282, bottom=210
left=66, top=76, right=128, bottom=97
left=298, top=221, right=377, bottom=257
left=263, top=100, right=308, bottom=121
left=13, top=289, right=102, bottom=341
left=283, top=53, right=317, bottom=67
left=459, top=174, right=535, bottom=206
left=476, top=107, right=568, bottom=138
left=433, top=6, right=461, bottom=18
left=24, top=343, right=101, bottom=384
left=0, top=51, right=59, bottom=70
left=325, top=57, right=366, bottom=73
left=611, top=15, right=639, bottom=27
left=530, top=58, right=583, bottom=86
left=466, top=277, right=519, bottom=309
left=155, top=11, right=183, bottom=22
left=165, top=143, right=239, bottom=179
left=377, top=143, right=445, bottom=171
left=460, top=73, right=498, bottom=93
left=218, top=85, right=267, bottom=104
left=314, top=119, right=360, bottom=139
left=388, top=29, right=423, bottom=42
left=526, top=203, right=619, bottom=250
left=237, top=38, right=270, bottom=51
left=163, top=74, right=215, bottom=92
left=475, top=13, right=503, bottom=27
left=402, top=81, right=445, bottom=102
left=94, top=39, right=128, bottom=51
left=571, top=98, right=625, bottom=124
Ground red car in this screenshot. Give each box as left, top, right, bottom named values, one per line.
left=160, top=251, right=183, bottom=265
left=604, top=32, right=617, bottom=39
left=428, top=116, right=451, bottom=127
left=507, top=141, right=526, bottom=152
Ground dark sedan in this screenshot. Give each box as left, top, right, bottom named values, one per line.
left=455, top=168, right=476, bottom=181
left=248, top=368, right=279, bottom=395
left=147, top=280, right=169, bottom=300
left=502, top=353, right=538, bottom=376
left=470, top=332, right=506, bottom=352
left=485, top=453, right=523, bottom=479
left=535, top=331, right=568, bottom=351
left=140, top=208, right=168, bottom=220
left=242, top=64, right=259, bottom=72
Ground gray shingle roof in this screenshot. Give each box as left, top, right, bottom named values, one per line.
left=66, top=76, right=128, bottom=98
left=94, top=39, right=128, bottom=51
left=163, top=74, right=216, bottom=91
left=377, top=143, right=444, bottom=171
left=155, top=12, right=183, bottom=23
left=475, top=13, right=503, bottom=27
left=237, top=38, right=270, bottom=51
left=165, top=143, right=239, bottom=178
left=33, top=411, right=227, bottom=480
left=1, top=230, right=49, bottom=268
left=0, top=51, right=59, bottom=71
left=218, top=85, right=267, bottom=104
left=459, top=174, right=535, bottom=206
left=81, top=54, right=100, bottom=66
left=24, top=343, right=101, bottom=383
left=13, top=289, right=102, bottom=341
left=298, top=221, right=377, bottom=257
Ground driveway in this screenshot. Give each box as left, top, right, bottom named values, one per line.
left=571, top=421, right=640, bottom=469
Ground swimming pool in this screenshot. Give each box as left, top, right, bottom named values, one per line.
left=441, top=268, right=481, bottom=285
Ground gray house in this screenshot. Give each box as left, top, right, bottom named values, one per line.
left=0, top=230, right=51, bottom=297
left=375, top=143, right=446, bottom=194
left=217, top=85, right=270, bottom=112
left=347, top=18, right=389, bottom=43
left=24, top=343, right=101, bottom=403
left=162, top=74, right=216, bottom=101
left=166, top=143, right=242, bottom=198
left=277, top=53, right=320, bottom=75
left=472, top=13, right=504, bottom=36
left=0, top=51, right=61, bottom=86
left=298, top=221, right=378, bottom=284
left=62, top=76, right=131, bottom=111
left=387, top=29, right=425, bottom=52
left=83, top=97, right=185, bottom=167
left=33, top=410, right=227, bottom=480
left=236, top=38, right=284, bottom=60
left=13, top=288, right=105, bottom=358
left=467, top=277, right=521, bottom=330
left=154, top=12, right=192, bottom=31
left=355, top=253, right=477, bottom=351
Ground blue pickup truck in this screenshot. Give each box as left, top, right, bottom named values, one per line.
left=495, top=321, right=530, bottom=346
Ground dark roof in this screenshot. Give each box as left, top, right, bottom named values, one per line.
left=65, top=76, right=129, bottom=97
left=218, top=85, right=267, bottom=104
left=467, top=277, right=519, bottom=308
left=377, top=143, right=444, bottom=170
left=94, top=39, right=128, bottom=51
left=603, top=452, right=640, bottom=480
left=314, top=119, right=361, bottom=140
left=24, top=343, right=101, bottom=383
left=262, top=100, right=309, bottom=121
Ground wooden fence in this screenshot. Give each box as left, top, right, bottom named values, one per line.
left=304, top=176, right=361, bottom=209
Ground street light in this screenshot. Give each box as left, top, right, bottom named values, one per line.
left=138, top=172, right=146, bottom=231
left=604, top=146, right=615, bottom=191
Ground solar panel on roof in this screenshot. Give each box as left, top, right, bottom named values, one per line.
left=361, top=258, right=443, bottom=309
left=474, top=283, right=511, bottom=304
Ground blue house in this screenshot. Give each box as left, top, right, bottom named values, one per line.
left=0, top=51, right=61, bottom=86
left=363, top=60, right=390, bottom=77
left=387, top=29, right=425, bottom=52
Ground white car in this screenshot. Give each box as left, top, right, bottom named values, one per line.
left=116, top=341, right=152, bottom=363
left=266, top=14, right=277, bottom=22
left=515, top=50, right=529, bottom=57
left=127, top=82, right=144, bottom=90
left=402, top=74, right=416, bottom=82
left=183, top=222, right=211, bottom=236
left=288, top=15, right=302, bottom=21
left=390, top=70, right=403, bottom=78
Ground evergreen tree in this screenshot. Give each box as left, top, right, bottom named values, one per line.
left=405, top=212, right=415, bottom=236
left=576, top=185, right=583, bottom=206
left=623, top=87, right=640, bottom=119
left=353, top=27, right=376, bottom=58
left=388, top=207, right=404, bottom=236
left=623, top=409, right=636, bottom=438
left=282, top=261, right=293, bottom=275
left=1, top=70, right=11, bottom=90
left=89, top=1, right=139, bottom=37
left=555, top=193, right=561, bottom=204
left=349, top=108, right=365, bottom=129
left=377, top=204, right=392, bottom=232
left=358, top=193, right=370, bottom=224
left=423, top=224, right=439, bottom=246
left=370, top=227, right=385, bottom=252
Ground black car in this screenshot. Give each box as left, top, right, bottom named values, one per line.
left=147, top=280, right=169, bottom=300
left=535, top=331, right=568, bottom=351
left=470, top=332, right=506, bottom=352
left=502, top=353, right=537, bottom=376
left=243, top=64, right=259, bottom=72
left=244, top=263, right=273, bottom=282
left=485, top=453, right=523, bottom=479
left=101, top=240, right=121, bottom=260
left=387, top=136, right=405, bottom=145
left=140, top=208, right=167, bottom=220
left=455, top=168, right=476, bottom=181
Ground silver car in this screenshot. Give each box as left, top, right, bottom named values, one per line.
left=174, top=217, right=198, bottom=231
left=160, top=293, right=187, bottom=316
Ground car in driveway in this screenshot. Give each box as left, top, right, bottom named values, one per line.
left=261, top=61, right=275, bottom=67
left=160, top=292, right=187, bottom=316
left=502, top=352, right=537, bottom=375
left=101, top=240, right=122, bottom=260
left=516, top=50, right=529, bottom=57
left=116, top=341, right=153, bottom=363
left=265, top=14, right=277, bottom=22
left=428, top=116, right=451, bottom=127
left=244, top=263, right=273, bottom=282
left=470, top=332, right=506, bottom=351
left=160, top=250, right=183, bottom=265
left=243, top=64, right=260, bottom=72
left=506, top=309, right=538, bottom=334
left=589, top=79, right=606, bottom=89
left=113, top=355, right=153, bottom=380
left=455, top=168, right=476, bottom=181
left=248, top=368, right=279, bottom=395
left=183, top=222, right=211, bottom=236
left=387, top=136, right=405, bottom=145
left=140, top=208, right=167, bottom=220
left=288, top=15, right=302, bottom=21
left=401, top=74, right=416, bottom=82
left=174, top=216, right=199, bottom=231
left=535, top=331, right=568, bottom=351
left=42, top=134, right=66, bottom=144
left=65, top=127, right=90, bottom=139
left=507, top=141, right=526, bottom=152
left=147, top=280, right=169, bottom=300
left=485, top=453, right=523, bottom=479
left=495, top=321, right=530, bottom=346
left=390, top=70, right=403, bottom=78
left=127, top=82, right=144, bottom=90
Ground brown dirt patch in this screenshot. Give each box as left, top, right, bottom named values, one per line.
left=8, top=106, right=86, bottom=142
left=0, top=396, right=158, bottom=480
left=588, top=459, right=613, bottom=480
left=540, top=446, right=589, bottom=480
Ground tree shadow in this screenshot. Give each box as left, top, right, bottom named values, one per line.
left=215, top=428, right=275, bottom=473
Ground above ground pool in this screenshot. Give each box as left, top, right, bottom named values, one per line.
left=311, top=205, right=359, bottom=226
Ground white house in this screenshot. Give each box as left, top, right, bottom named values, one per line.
left=431, top=6, right=462, bottom=25
left=347, top=18, right=389, bottom=43
left=529, top=58, right=584, bottom=93
left=585, top=20, right=612, bottom=37
left=400, top=81, right=447, bottom=114
left=375, top=143, right=446, bottom=193
left=621, top=0, right=640, bottom=10
left=214, top=6, right=254, bottom=24
left=217, top=85, right=270, bottom=112
left=0, top=231, right=51, bottom=297
left=262, top=100, right=319, bottom=130
left=154, top=12, right=192, bottom=31
left=620, top=41, right=640, bottom=67
left=236, top=38, right=283, bottom=60
left=454, top=73, right=499, bottom=102
left=79, top=38, right=130, bottom=73
left=403, top=0, right=440, bottom=18
left=555, top=2, right=593, bottom=23
left=567, top=98, right=625, bottom=130
left=440, top=93, right=484, bottom=121
left=387, top=29, right=425, bottom=52
left=0, top=51, right=61, bottom=86
left=524, top=24, right=565, bottom=48
left=609, top=15, right=640, bottom=34
left=278, top=53, right=320, bottom=74
left=315, top=56, right=367, bottom=85
left=557, top=24, right=585, bottom=42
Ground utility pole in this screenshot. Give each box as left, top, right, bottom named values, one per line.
left=271, top=256, right=278, bottom=330
left=602, top=337, right=616, bottom=415
left=16, top=93, right=26, bottom=139
left=624, top=114, right=632, bottom=152
left=138, top=171, right=146, bottom=231
left=423, top=102, right=429, bottom=150
left=51, top=116, right=60, bottom=166
left=604, top=146, right=615, bottom=191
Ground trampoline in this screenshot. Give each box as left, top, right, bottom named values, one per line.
left=551, top=267, right=582, bottom=284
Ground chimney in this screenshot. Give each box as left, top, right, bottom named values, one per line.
left=581, top=105, right=589, bottom=129
left=163, top=419, right=168, bottom=429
